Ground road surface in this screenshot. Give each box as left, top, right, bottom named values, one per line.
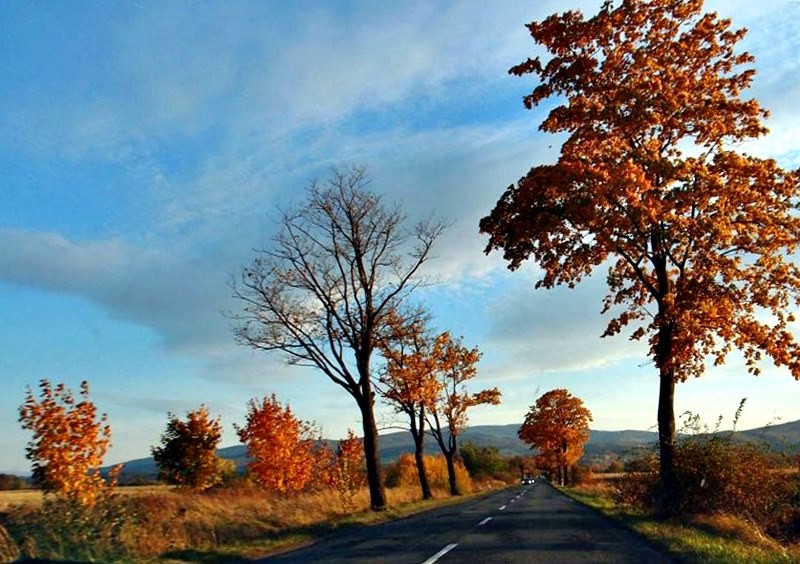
left=259, top=482, right=675, bottom=563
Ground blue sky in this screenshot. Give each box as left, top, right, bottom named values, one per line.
left=2, top=1, right=799, bottom=475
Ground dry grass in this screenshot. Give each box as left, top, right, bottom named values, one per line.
left=3, top=482, right=504, bottom=562
left=565, top=480, right=800, bottom=563
left=0, top=485, right=172, bottom=511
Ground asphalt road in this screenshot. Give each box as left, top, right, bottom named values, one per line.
left=259, top=482, right=676, bottom=563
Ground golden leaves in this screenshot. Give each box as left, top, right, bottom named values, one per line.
left=18, top=379, right=117, bottom=506
left=518, top=389, right=593, bottom=472
left=482, top=0, right=800, bottom=382
left=235, top=394, right=321, bottom=494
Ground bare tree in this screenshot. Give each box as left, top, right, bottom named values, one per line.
left=232, top=166, right=446, bottom=510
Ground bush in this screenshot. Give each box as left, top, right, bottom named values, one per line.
left=385, top=453, right=472, bottom=493
left=615, top=409, right=800, bottom=542
left=7, top=493, right=133, bottom=561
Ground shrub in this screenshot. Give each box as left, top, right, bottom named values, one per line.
left=615, top=407, right=800, bottom=542
left=385, top=453, right=472, bottom=493
left=7, top=493, right=133, bottom=561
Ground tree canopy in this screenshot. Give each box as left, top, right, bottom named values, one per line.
left=151, top=405, right=224, bottom=490
left=480, top=0, right=800, bottom=496
left=518, top=389, right=592, bottom=486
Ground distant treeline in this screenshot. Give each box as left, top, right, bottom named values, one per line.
left=0, top=474, right=29, bottom=490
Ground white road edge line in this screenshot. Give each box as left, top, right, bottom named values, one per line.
left=499, top=504, right=507, bottom=511
left=421, top=543, right=458, bottom=564
left=478, top=517, right=492, bottom=526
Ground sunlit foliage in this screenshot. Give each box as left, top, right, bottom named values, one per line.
left=518, top=389, right=592, bottom=486
left=427, top=333, right=501, bottom=495
left=18, top=379, right=118, bottom=505
left=235, top=394, right=327, bottom=494
left=481, top=0, right=800, bottom=494
left=152, top=405, right=224, bottom=490
left=329, top=429, right=367, bottom=511
left=385, top=453, right=472, bottom=493
left=377, top=309, right=441, bottom=499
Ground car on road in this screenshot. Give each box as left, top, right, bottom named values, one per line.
left=521, top=477, right=535, bottom=485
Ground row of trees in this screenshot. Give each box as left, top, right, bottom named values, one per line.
left=16, top=375, right=496, bottom=507
left=231, top=166, right=500, bottom=509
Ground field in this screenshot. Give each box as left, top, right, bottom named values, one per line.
left=0, top=485, right=172, bottom=512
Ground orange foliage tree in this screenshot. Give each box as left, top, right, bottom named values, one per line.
left=329, top=429, right=366, bottom=511
left=518, top=389, right=592, bottom=486
left=426, top=334, right=501, bottom=495
left=235, top=394, right=325, bottom=494
left=152, top=405, right=224, bottom=490
left=18, top=379, right=118, bottom=505
left=377, top=309, right=441, bottom=499
left=480, top=0, right=800, bottom=499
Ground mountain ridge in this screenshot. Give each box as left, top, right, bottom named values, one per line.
left=111, top=418, right=800, bottom=481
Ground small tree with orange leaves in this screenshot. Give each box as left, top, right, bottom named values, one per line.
left=152, top=405, right=224, bottom=490
left=377, top=309, right=441, bottom=500
left=426, top=334, right=501, bottom=495
left=329, top=430, right=366, bottom=511
left=18, top=379, right=118, bottom=505
left=235, top=394, right=323, bottom=494
left=518, top=389, right=592, bottom=486
left=481, top=0, right=800, bottom=501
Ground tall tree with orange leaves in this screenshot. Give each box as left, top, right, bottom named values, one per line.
left=480, top=0, right=800, bottom=503
left=18, top=379, right=118, bottom=505
left=518, top=389, right=592, bottom=486
left=426, top=333, right=501, bottom=495
left=377, top=309, right=441, bottom=499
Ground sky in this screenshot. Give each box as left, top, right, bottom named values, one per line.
left=2, top=1, right=800, bottom=475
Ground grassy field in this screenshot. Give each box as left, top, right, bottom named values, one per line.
left=0, top=485, right=172, bottom=511
left=564, top=480, right=800, bottom=563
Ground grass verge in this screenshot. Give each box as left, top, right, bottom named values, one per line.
left=563, top=482, right=800, bottom=563
left=3, top=483, right=511, bottom=562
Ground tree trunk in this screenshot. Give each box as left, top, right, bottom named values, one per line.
left=358, top=397, right=386, bottom=510
left=413, top=437, right=433, bottom=500
left=410, top=407, right=432, bottom=500
left=445, top=451, right=459, bottom=496
left=655, top=321, right=677, bottom=512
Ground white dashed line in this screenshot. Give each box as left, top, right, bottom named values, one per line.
left=478, top=517, right=492, bottom=526
left=421, top=543, right=458, bottom=564
left=510, top=498, right=516, bottom=503
left=499, top=504, right=507, bottom=511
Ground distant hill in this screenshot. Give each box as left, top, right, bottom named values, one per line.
left=111, top=419, right=800, bottom=482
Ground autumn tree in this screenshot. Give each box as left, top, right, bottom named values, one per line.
left=377, top=309, right=441, bottom=499
left=232, top=166, right=446, bottom=510
left=518, top=389, right=592, bottom=486
left=426, top=333, right=501, bottom=495
left=480, top=0, right=800, bottom=500
left=329, top=429, right=366, bottom=511
left=235, top=394, right=323, bottom=494
left=18, top=379, right=119, bottom=505
left=151, top=405, right=225, bottom=490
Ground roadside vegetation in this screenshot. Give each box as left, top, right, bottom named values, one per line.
left=564, top=408, right=800, bottom=562
left=0, top=462, right=516, bottom=562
